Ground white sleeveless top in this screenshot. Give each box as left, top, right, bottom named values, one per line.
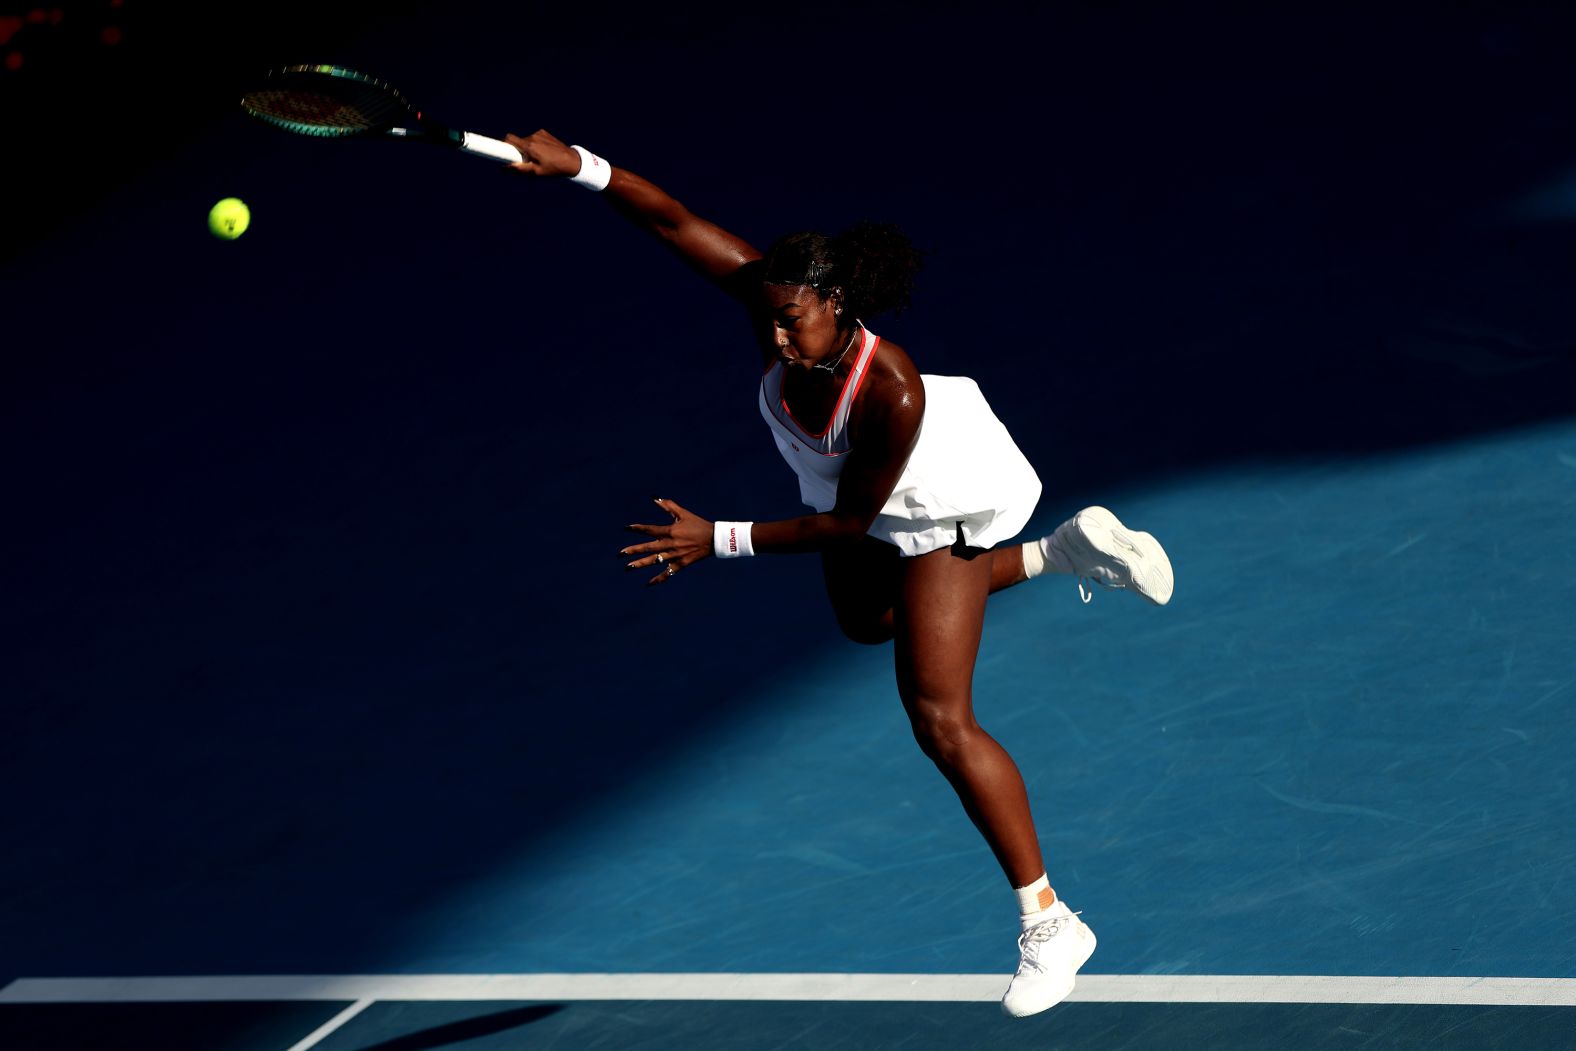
left=759, top=326, right=1043, bottom=556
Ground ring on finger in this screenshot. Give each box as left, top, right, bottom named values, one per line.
left=656, top=553, right=666, bottom=563
left=665, top=563, right=677, bottom=577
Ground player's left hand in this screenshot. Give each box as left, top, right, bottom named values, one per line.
left=622, top=498, right=714, bottom=586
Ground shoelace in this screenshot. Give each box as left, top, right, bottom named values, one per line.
left=1061, top=530, right=1119, bottom=605
left=1015, top=911, right=1082, bottom=973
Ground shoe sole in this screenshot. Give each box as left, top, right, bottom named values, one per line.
left=1001, top=919, right=1099, bottom=1018
left=1074, top=506, right=1174, bottom=606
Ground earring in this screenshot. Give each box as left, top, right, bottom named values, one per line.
left=835, top=307, right=843, bottom=316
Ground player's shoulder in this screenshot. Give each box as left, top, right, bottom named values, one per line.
left=869, top=332, right=920, bottom=384
left=859, top=334, right=924, bottom=417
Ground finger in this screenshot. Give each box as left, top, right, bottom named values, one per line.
left=619, top=538, right=670, bottom=557
left=502, top=135, right=536, bottom=168
left=624, top=551, right=671, bottom=571
left=663, top=498, right=699, bottom=523
left=624, top=523, right=672, bottom=538
left=646, top=554, right=687, bottom=586
left=653, top=497, right=682, bottom=523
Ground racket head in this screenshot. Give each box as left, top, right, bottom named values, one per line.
left=241, top=64, right=419, bottom=138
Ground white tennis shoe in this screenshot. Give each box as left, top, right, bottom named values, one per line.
left=1045, top=506, right=1174, bottom=605
left=1001, top=903, right=1098, bottom=1018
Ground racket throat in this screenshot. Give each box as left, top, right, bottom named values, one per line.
left=389, top=122, right=462, bottom=146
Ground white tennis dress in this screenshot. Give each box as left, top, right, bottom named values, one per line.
left=759, top=326, right=1042, bottom=556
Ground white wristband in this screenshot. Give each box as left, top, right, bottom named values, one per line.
left=569, top=145, right=612, bottom=191
left=714, top=521, right=755, bottom=558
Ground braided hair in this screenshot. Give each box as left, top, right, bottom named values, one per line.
left=760, top=222, right=923, bottom=319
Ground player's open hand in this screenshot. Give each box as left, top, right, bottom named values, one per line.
left=622, top=498, right=714, bottom=586
left=503, top=130, right=582, bottom=178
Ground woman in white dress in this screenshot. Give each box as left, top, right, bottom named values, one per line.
left=505, top=129, right=1174, bottom=1018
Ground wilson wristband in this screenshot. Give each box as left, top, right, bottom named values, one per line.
left=714, top=521, right=755, bottom=558
left=568, top=145, right=612, bottom=191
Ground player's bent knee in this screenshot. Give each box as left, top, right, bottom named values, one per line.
left=836, top=613, right=894, bottom=645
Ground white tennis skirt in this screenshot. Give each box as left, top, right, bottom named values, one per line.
left=794, top=375, right=1043, bottom=557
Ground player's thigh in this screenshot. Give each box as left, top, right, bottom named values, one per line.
left=821, top=534, right=901, bottom=644
left=893, top=541, right=994, bottom=708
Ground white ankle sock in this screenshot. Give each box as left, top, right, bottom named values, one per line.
left=1014, top=873, right=1064, bottom=929
left=1020, top=540, right=1047, bottom=579
left=1020, top=527, right=1077, bottom=580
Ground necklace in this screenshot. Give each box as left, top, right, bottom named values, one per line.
left=811, top=322, right=862, bottom=375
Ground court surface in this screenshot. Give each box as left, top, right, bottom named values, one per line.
left=6, top=417, right=1575, bottom=1048
left=4, top=3, right=1576, bottom=1049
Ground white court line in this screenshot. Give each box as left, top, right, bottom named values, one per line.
left=2, top=974, right=1575, bottom=1007
left=282, top=998, right=373, bottom=1051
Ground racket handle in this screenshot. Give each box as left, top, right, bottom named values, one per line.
left=459, top=132, right=523, bottom=163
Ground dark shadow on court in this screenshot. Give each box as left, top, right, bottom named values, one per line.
left=3, top=0, right=1576, bottom=980
left=338, top=1003, right=564, bottom=1051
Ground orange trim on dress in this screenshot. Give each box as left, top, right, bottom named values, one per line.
left=840, top=334, right=879, bottom=427
left=776, top=329, right=880, bottom=441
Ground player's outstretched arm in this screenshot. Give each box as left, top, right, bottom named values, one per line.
left=505, top=129, right=761, bottom=299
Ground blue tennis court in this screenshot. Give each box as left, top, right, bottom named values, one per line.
left=4, top=3, right=1575, bottom=1048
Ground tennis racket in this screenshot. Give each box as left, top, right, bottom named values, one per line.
left=240, top=64, right=523, bottom=164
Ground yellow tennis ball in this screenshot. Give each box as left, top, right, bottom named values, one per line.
left=208, top=197, right=250, bottom=240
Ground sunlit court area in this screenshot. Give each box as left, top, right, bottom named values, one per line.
left=4, top=3, right=1575, bottom=1048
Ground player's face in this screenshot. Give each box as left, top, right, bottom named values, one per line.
left=761, top=284, right=846, bottom=369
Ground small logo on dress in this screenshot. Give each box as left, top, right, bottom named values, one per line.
left=791, top=443, right=800, bottom=452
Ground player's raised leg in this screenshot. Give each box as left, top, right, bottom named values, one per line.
left=821, top=534, right=902, bottom=644
left=998, top=506, right=1175, bottom=605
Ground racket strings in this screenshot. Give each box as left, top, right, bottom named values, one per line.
left=242, top=68, right=415, bottom=137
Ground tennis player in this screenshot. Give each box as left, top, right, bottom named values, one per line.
left=506, top=130, right=1174, bottom=1017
